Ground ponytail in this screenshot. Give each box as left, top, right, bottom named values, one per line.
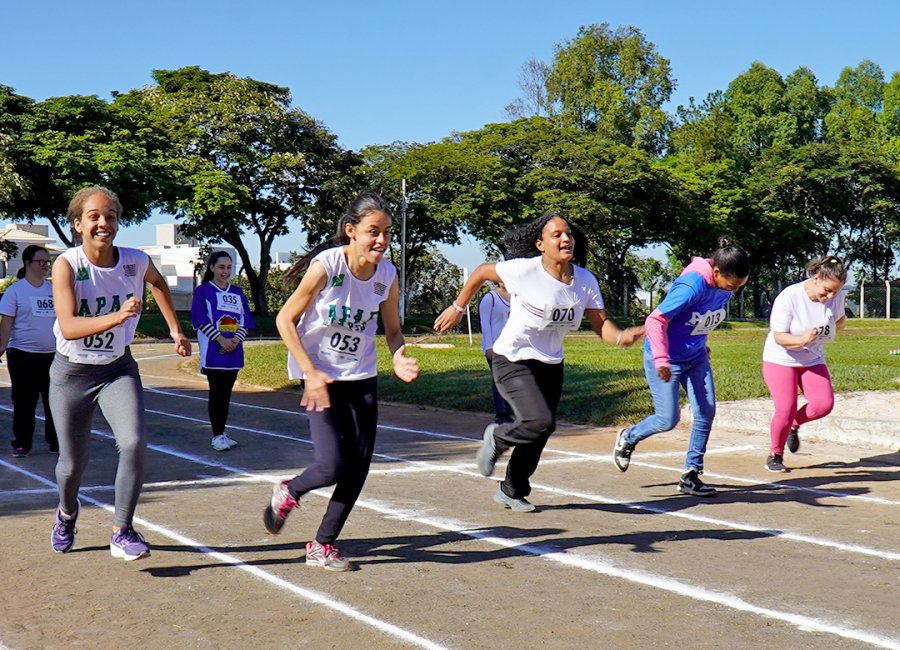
left=711, top=236, right=750, bottom=280
left=201, top=251, right=234, bottom=284
left=806, top=255, right=847, bottom=283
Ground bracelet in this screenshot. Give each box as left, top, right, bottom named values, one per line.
left=615, top=331, right=623, bottom=347
left=451, top=303, right=466, bottom=314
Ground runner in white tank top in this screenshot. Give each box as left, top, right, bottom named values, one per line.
left=49, top=186, right=191, bottom=562
left=262, top=192, right=418, bottom=572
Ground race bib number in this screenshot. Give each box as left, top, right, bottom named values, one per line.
left=813, top=319, right=836, bottom=343
left=216, top=292, right=242, bottom=315
left=539, top=304, right=579, bottom=331
left=318, top=325, right=363, bottom=370
left=30, top=295, right=55, bottom=318
left=69, top=326, right=126, bottom=365
left=689, top=309, right=726, bottom=335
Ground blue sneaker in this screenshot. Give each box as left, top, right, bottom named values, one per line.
left=110, top=526, right=151, bottom=561
left=51, top=500, right=80, bottom=553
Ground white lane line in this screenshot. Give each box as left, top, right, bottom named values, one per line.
left=0, top=459, right=447, bottom=650
left=3, top=399, right=899, bottom=563
left=140, top=383, right=900, bottom=507
left=12, top=445, right=898, bottom=649
left=134, top=405, right=900, bottom=563
left=5, top=434, right=898, bottom=648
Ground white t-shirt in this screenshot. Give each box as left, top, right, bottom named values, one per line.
left=492, top=257, right=604, bottom=364
left=0, top=279, right=56, bottom=353
left=478, top=289, right=510, bottom=353
left=763, top=281, right=846, bottom=367
left=288, top=246, right=396, bottom=381
left=53, top=246, right=150, bottom=364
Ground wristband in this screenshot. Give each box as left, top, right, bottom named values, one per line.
left=615, top=331, right=623, bottom=347
left=451, top=303, right=466, bottom=314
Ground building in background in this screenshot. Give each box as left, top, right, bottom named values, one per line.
left=0, top=224, right=66, bottom=279
left=138, top=224, right=234, bottom=310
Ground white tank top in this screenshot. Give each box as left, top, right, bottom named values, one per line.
left=53, top=246, right=150, bottom=364
left=288, top=246, right=396, bottom=381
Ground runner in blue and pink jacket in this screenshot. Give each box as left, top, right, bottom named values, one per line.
left=613, top=238, right=750, bottom=497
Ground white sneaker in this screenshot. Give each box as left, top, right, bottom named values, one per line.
left=211, top=435, right=231, bottom=451
left=221, top=433, right=238, bottom=449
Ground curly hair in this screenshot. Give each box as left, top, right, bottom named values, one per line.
left=500, top=211, right=588, bottom=267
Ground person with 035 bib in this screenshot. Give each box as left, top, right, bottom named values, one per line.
left=191, top=251, right=255, bottom=452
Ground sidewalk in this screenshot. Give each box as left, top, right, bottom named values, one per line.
left=683, top=390, right=900, bottom=450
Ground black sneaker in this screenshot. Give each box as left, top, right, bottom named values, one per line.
left=613, top=427, right=635, bottom=472
left=476, top=423, right=502, bottom=477
left=677, top=469, right=717, bottom=497
left=786, top=427, right=800, bottom=453
left=765, top=454, right=788, bottom=472
left=12, top=447, right=29, bottom=458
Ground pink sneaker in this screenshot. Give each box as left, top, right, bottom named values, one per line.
left=305, top=541, right=351, bottom=572
left=263, top=480, right=298, bottom=534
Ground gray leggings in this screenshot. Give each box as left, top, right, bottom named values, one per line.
left=49, top=349, right=146, bottom=528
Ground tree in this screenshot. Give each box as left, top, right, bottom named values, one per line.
left=543, top=23, right=675, bottom=154
left=7, top=93, right=161, bottom=246
left=505, top=58, right=551, bottom=119
left=824, top=60, right=885, bottom=146
left=127, top=66, right=359, bottom=315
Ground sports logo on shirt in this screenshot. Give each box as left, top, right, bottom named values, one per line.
left=76, top=267, right=90, bottom=281
left=123, top=264, right=137, bottom=277
left=374, top=282, right=386, bottom=296
left=331, top=274, right=345, bottom=288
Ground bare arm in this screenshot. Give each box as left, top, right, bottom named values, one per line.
left=585, top=309, right=644, bottom=347
left=52, top=257, right=140, bottom=340
left=434, top=263, right=500, bottom=333
left=773, top=330, right=818, bottom=349
left=380, top=277, right=419, bottom=383
left=0, top=315, right=13, bottom=358
left=145, top=261, right=191, bottom=357
left=275, top=261, right=334, bottom=411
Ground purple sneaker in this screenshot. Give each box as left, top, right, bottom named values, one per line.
left=51, top=500, right=80, bottom=553
left=263, top=480, right=299, bottom=535
left=110, top=526, right=150, bottom=561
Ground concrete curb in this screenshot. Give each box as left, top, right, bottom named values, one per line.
left=681, top=391, right=900, bottom=451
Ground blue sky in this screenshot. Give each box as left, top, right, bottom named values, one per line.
left=3, top=0, right=900, bottom=269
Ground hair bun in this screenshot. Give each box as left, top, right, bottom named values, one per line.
left=717, top=236, right=733, bottom=249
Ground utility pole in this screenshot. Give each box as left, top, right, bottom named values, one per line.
left=399, top=179, right=408, bottom=324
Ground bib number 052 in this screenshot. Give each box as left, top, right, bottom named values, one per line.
left=82, top=332, right=115, bottom=350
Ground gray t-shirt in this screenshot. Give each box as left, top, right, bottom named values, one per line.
left=0, top=279, right=56, bottom=353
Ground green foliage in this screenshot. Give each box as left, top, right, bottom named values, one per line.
left=235, top=323, right=900, bottom=426
left=544, top=23, right=674, bottom=155
left=123, top=66, right=360, bottom=315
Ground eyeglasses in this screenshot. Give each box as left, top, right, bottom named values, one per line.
left=30, top=260, right=51, bottom=266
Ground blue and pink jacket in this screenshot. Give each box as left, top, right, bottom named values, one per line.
left=644, top=257, right=734, bottom=368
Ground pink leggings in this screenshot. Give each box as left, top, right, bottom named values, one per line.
left=762, top=362, right=834, bottom=455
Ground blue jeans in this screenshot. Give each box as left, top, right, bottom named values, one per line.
left=625, top=351, right=716, bottom=471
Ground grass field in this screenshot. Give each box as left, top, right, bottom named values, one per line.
left=221, top=320, right=900, bottom=427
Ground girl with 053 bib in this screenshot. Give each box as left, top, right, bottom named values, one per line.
left=262, top=192, right=419, bottom=572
